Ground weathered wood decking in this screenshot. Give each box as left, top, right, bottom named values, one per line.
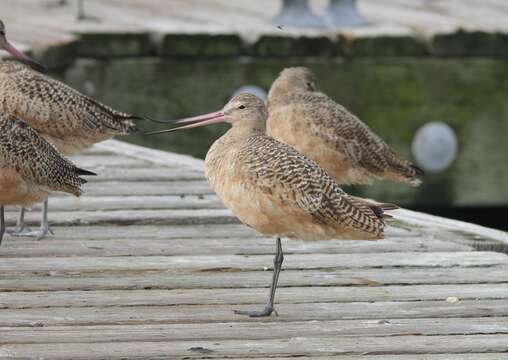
left=1, top=140, right=508, bottom=359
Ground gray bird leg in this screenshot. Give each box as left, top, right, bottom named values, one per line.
left=235, top=237, right=284, bottom=317
left=36, top=199, right=53, bottom=240
left=0, top=206, right=5, bottom=246
left=7, top=207, right=31, bottom=235
left=12, top=199, right=53, bottom=240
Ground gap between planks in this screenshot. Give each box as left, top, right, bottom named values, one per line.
left=1, top=334, right=507, bottom=358
left=2, top=266, right=508, bottom=292
left=1, top=317, right=508, bottom=344
left=1, top=299, right=507, bottom=327
left=1, top=283, right=508, bottom=309
left=0, top=252, right=504, bottom=274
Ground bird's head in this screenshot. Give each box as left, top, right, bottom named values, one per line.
left=146, top=93, right=267, bottom=135
left=0, top=20, right=46, bottom=72
left=268, top=66, right=318, bottom=100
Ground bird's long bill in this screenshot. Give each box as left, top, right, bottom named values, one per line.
left=2, top=37, right=46, bottom=72
left=146, top=111, right=225, bottom=135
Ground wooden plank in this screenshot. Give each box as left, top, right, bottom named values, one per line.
left=1, top=335, right=507, bottom=358
left=81, top=180, right=214, bottom=196
left=2, top=266, right=506, bottom=292
left=0, top=252, right=503, bottom=274
left=226, top=356, right=508, bottom=360
left=0, top=223, right=417, bottom=241
left=205, top=356, right=508, bottom=360
left=86, top=167, right=204, bottom=182
left=2, top=209, right=238, bottom=227
left=1, top=283, right=508, bottom=309
left=69, top=154, right=150, bottom=169
left=1, top=224, right=259, bottom=240
left=2, top=317, right=508, bottom=344
left=95, top=140, right=206, bottom=172
left=1, top=299, right=507, bottom=327
left=4, top=195, right=224, bottom=212
left=0, top=236, right=469, bottom=258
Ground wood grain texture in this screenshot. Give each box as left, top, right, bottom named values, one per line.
left=0, top=141, right=507, bottom=359
left=1, top=335, right=508, bottom=358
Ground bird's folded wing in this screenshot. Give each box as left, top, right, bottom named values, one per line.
left=236, top=135, right=383, bottom=235
left=0, top=63, right=136, bottom=137
left=306, top=96, right=392, bottom=174
left=0, top=113, right=86, bottom=195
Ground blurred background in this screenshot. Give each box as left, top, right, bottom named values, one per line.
left=1, top=0, right=507, bottom=230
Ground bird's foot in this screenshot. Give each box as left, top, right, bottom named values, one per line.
left=12, top=226, right=54, bottom=240
left=6, top=225, right=32, bottom=236
left=234, top=305, right=277, bottom=318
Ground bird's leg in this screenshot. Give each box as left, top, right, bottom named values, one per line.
left=0, top=206, right=5, bottom=246
left=7, top=207, right=32, bottom=235
left=13, top=200, right=53, bottom=240
left=235, top=237, right=284, bottom=317
left=36, top=199, right=54, bottom=240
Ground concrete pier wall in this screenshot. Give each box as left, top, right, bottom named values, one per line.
left=42, top=31, right=508, bottom=207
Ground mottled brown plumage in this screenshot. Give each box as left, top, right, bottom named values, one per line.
left=267, top=67, right=423, bottom=186
left=206, top=121, right=386, bottom=241
left=150, top=93, right=395, bottom=317
left=0, top=19, right=139, bottom=238
left=0, top=61, right=138, bottom=155
left=0, top=112, right=94, bottom=245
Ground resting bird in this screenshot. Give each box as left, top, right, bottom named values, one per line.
left=0, top=19, right=143, bottom=238
left=0, top=113, right=95, bottom=244
left=267, top=67, right=423, bottom=187
left=148, top=93, right=397, bottom=317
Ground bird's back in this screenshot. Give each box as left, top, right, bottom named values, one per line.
left=206, top=130, right=385, bottom=240
left=0, top=61, right=138, bottom=154
left=268, top=91, right=422, bottom=186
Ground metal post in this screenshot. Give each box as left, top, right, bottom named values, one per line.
left=77, top=0, right=86, bottom=20
left=272, top=0, right=325, bottom=29
left=323, top=0, right=366, bottom=27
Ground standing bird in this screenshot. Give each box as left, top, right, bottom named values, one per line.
left=0, top=19, right=143, bottom=238
left=148, top=93, right=395, bottom=317
left=267, top=67, right=423, bottom=187
left=0, top=113, right=95, bottom=245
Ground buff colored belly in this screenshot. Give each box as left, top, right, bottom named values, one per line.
left=209, top=170, right=378, bottom=241
left=0, top=167, right=48, bottom=206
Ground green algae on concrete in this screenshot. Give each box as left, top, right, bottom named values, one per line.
left=33, top=40, right=79, bottom=70
left=432, top=30, right=508, bottom=57
left=161, top=34, right=244, bottom=57
left=253, top=36, right=336, bottom=57
left=61, top=57, right=508, bottom=208
left=76, top=33, right=152, bottom=57
left=342, top=35, right=428, bottom=57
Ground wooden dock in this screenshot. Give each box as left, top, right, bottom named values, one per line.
left=1, top=140, right=508, bottom=359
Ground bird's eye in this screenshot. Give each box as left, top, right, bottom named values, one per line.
left=306, top=82, right=314, bottom=90
left=238, top=105, right=246, bottom=109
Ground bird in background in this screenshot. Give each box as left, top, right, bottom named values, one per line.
left=0, top=113, right=95, bottom=245
left=0, top=19, right=146, bottom=239
left=148, top=93, right=397, bottom=317
left=267, top=67, right=423, bottom=187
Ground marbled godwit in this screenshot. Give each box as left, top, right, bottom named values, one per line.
left=0, top=113, right=95, bottom=245
left=0, top=19, right=144, bottom=238
left=149, top=93, right=396, bottom=317
left=267, top=67, right=423, bottom=187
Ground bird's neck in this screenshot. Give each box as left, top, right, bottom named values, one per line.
left=206, top=121, right=265, bottom=164
left=267, top=83, right=288, bottom=105
left=232, top=119, right=265, bottom=135
left=268, top=85, right=305, bottom=109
